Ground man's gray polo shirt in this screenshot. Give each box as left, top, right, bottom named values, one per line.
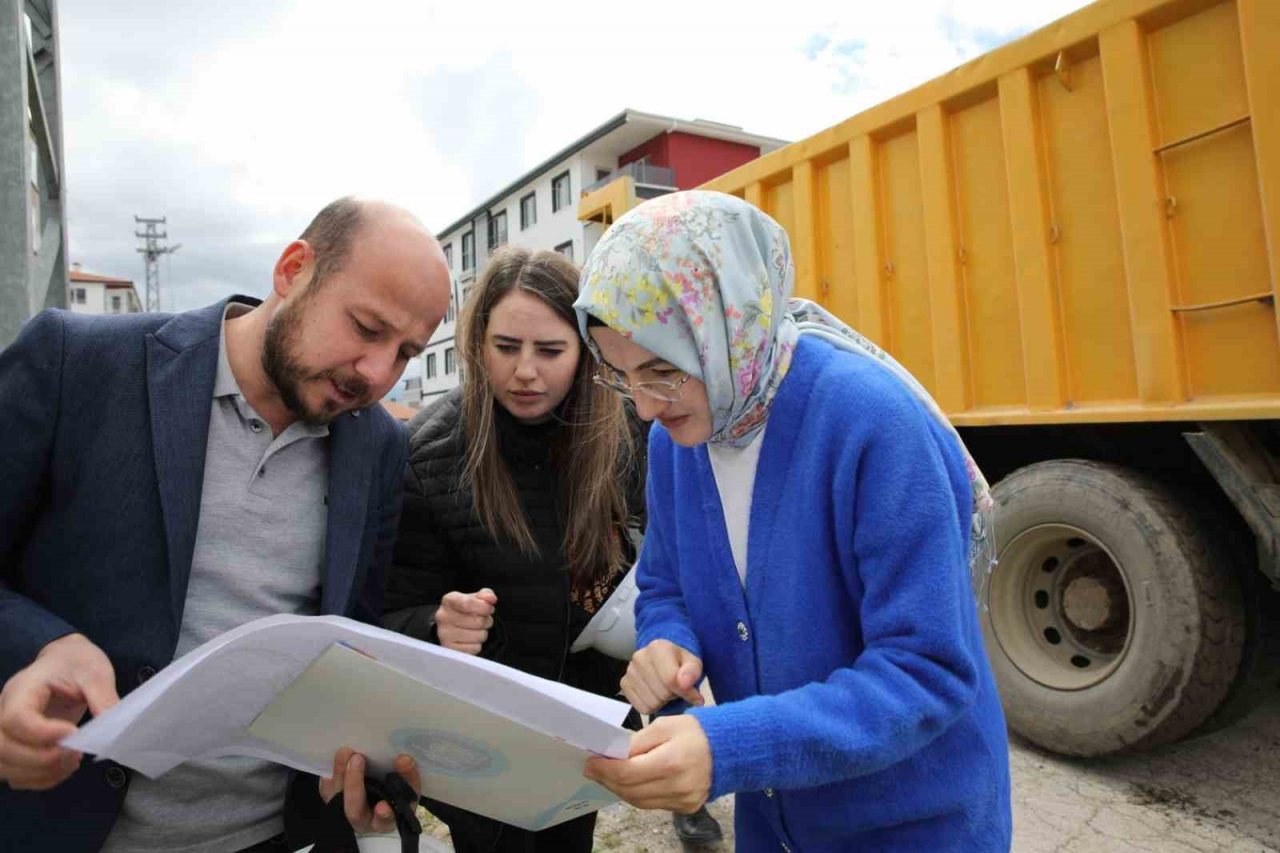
left=103, top=303, right=330, bottom=853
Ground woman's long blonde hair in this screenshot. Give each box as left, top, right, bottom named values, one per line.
left=457, top=246, right=634, bottom=591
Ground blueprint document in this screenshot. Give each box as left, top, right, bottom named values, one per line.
left=64, top=614, right=632, bottom=830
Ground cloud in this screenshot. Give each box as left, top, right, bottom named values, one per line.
left=408, top=54, right=542, bottom=206
left=803, top=33, right=833, bottom=61
left=56, top=0, right=1093, bottom=315
left=799, top=1, right=1092, bottom=108
left=59, top=0, right=471, bottom=309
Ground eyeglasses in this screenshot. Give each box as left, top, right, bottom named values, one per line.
left=592, top=367, right=691, bottom=403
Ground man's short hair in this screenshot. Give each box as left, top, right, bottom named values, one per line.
left=298, top=197, right=364, bottom=289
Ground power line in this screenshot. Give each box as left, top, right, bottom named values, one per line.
left=134, top=216, right=180, bottom=313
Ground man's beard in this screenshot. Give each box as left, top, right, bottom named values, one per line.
left=261, top=298, right=370, bottom=425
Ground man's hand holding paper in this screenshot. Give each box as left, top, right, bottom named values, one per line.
left=319, top=747, right=421, bottom=835
left=0, top=633, right=118, bottom=790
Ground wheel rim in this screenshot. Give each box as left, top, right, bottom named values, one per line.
left=989, top=524, right=1134, bottom=690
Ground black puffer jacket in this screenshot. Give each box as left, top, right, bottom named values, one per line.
left=382, top=388, right=644, bottom=699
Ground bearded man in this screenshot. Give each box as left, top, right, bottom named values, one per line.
left=0, top=197, right=451, bottom=853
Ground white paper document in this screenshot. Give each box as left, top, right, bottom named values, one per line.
left=64, top=614, right=632, bottom=830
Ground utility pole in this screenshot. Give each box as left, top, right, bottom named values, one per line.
left=1, top=0, right=68, bottom=347
left=134, top=216, right=180, bottom=312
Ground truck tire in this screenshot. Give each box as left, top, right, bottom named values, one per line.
left=982, top=460, right=1245, bottom=756
left=1195, top=549, right=1280, bottom=734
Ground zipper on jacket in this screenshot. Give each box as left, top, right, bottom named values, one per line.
left=556, top=576, right=571, bottom=683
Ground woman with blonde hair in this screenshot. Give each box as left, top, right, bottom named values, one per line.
left=380, top=246, right=642, bottom=852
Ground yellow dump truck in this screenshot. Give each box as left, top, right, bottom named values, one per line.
left=583, top=0, right=1280, bottom=756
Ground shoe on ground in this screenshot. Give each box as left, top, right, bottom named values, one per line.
left=672, top=806, right=723, bottom=845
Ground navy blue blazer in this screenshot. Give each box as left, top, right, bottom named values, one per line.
left=0, top=299, right=408, bottom=851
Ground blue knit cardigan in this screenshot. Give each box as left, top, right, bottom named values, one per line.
left=636, top=336, right=1012, bottom=852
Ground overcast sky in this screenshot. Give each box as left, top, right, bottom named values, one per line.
left=58, top=0, right=1091, bottom=318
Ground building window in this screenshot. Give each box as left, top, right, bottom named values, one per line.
left=461, top=232, right=474, bottom=272
left=111, top=295, right=122, bottom=313
left=552, top=171, right=572, bottom=213
left=70, top=287, right=86, bottom=305
left=426, top=353, right=437, bottom=379
left=596, top=167, right=612, bottom=182
left=520, top=192, right=537, bottom=230
left=445, top=347, right=456, bottom=375
left=487, top=211, right=508, bottom=251
left=555, top=241, right=574, bottom=263
left=443, top=243, right=453, bottom=269
left=446, top=293, right=456, bottom=324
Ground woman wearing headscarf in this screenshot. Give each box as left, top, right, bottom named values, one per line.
left=577, top=191, right=1012, bottom=852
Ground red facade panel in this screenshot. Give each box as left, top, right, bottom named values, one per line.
left=619, top=131, right=762, bottom=190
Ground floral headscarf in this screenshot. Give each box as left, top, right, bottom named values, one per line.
left=573, top=191, right=997, bottom=584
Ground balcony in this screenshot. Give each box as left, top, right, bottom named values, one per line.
left=579, top=163, right=679, bottom=226
left=584, top=162, right=677, bottom=195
